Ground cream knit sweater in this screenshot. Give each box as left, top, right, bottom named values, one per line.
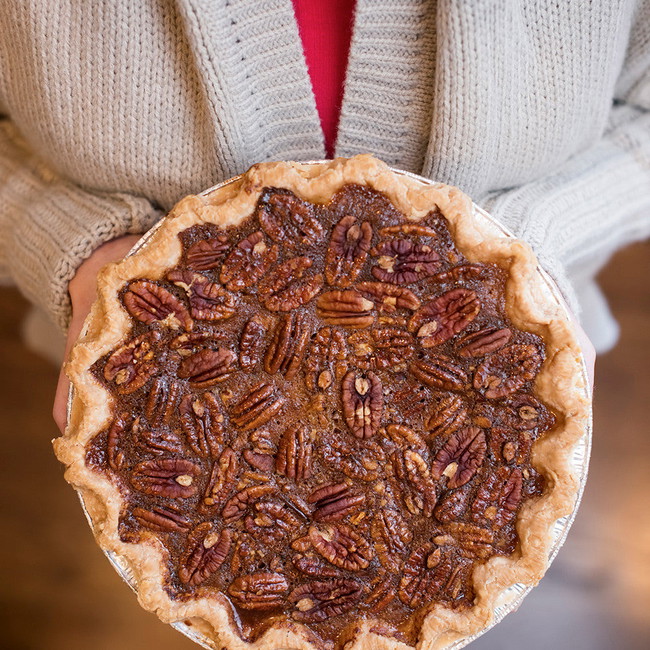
left=1, top=0, right=649, bottom=333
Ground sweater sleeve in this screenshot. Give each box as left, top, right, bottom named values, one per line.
left=479, top=103, right=650, bottom=315
left=0, top=120, right=162, bottom=330
left=479, top=5, right=650, bottom=316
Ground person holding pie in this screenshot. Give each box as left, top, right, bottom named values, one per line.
left=1, top=1, right=648, bottom=648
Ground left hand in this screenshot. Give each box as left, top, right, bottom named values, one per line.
left=53, top=234, right=142, bottom=433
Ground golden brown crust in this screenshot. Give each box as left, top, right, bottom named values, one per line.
left=54, top=155, right=591, bottom=649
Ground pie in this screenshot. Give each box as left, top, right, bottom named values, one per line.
left=55, top=155, right=590, bottom=649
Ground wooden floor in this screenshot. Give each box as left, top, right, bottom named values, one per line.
left=0, top=242, right=648, bottom=650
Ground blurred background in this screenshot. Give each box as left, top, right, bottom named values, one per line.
left=0, top=242, right=648, bottom=650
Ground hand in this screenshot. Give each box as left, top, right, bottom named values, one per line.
left=52, top=235, right=142, bottom=433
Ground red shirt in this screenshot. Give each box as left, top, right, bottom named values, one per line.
left=292, top=0, right=357, bottom=157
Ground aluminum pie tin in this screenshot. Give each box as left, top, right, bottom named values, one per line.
left=68, top=162, right=593, bottom=649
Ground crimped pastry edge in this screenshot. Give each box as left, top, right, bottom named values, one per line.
left=54, top=154, right=591, bottom=650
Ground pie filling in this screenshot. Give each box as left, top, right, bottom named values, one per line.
left=85, top=184, right=554, bottom=647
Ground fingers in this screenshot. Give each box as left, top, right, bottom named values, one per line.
left=53, top=366, right=70, bottom=433
left=52, top=234, right=143, bottom=434
left=52, top=314, right=84, bottom=433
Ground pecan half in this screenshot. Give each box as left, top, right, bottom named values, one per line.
left=321, top=437, right=384, bottom=482
left=308, top=482, right=365, bottom=522
left=347, top=328, right=414, bottom=370
left=244, top=501, right=303, bottom=543
left=425, top=393, right=468, bottom=437
left=169, top=331, right=226, bottom=356
left=316, top=290, right=375, bottom=329
left=293, top=554, right=343, bottom=579
left=324, top=215, right=373, bottom=286
left=398, top=544, right=456, bottom=608
left=305, top=327, right=347, bottom=391
left=356, top=281, right=420, bottom=313
left=473, top=344, right=543, bottom=398
left=341, top=371, right=383, bottom=439
left=220, top=231, right=279, bottom=291
left=132, top=505, right=192, bottom=533
left=470, top=466, right=523, bottom=529
left=371, top=238, right=440, bottom=284
left=401, top=449, right=438, bottom=516
left=243, top=449, right=275, bottom=472
left=455, top=327, right=512, bottom=357
left=130, top=458, right=201, bottom=498
left=309, top=524, right=373, bottom=571
left=221, top=484, right=276, bottom=523
left=409, top=289, right=480, bottom=347
left=371, top=508, right=412, bottom=572
left=430, top=263, right=485, bottom=284
left=177, top=347, right=236, bottom=386
left=433, top=522, right=495, bottom=560
left=239, top=316, right=267, bottom=370
left=258, top=191, right=323, bottom=249
left=106, top=414, right=128, bottom=470
left=168, top=269, right=237, bottom=321
left=230, top=382, right=286, bottom=431
left=103, top=330, right=161, bottom=394
left=431, top=426, right=487, bottom=488
left=189, top=278, right=236, bottom=322
left=410, top=356, right=468, bottom=392
left=276, top=425, right=313, bottom=480
left=501, top=393, right=555, bottom=432
left=258, top=256, right=323, bottom=311
left=228, top=572, right=289, bottom=610
left=185, top=235, right=230, bottom=270
left=179, top=524, right=232, bottom=586
left=179, top=392, right=224, bottom=457
left=230, top=534, right=262, bottom=575
left=145, top=376, right=182, bottom=427
left=365, top=573, right=398, bottom=614
left=264, top=312, right=312, bottom=379
left=434, top=486, right=472, bottom=523
left=388, top=444, right=437, bottom=517
left=385, top=423, right=428, bottom=455
left=123, top=280, right=192, bottom=329
left=289, top=579, right=361, bottom=622
left=203, top=448, right=238, bottom=507
left=133, top=418, right=184, bottom=455
left=472, top=395, right=554, bottom=438
left=379, top=223, right=439, bottom=238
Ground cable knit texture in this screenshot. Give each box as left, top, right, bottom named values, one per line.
left=0, top=0, right=649, bottom=330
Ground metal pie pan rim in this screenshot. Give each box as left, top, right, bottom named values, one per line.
left=68, top=160, right=592, bottom=649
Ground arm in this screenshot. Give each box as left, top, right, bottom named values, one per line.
left=0, top=119, right=161, bottom=330
left=0, top=119, right=161, bottom=430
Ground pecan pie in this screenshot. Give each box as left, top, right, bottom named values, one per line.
left=56, top=155, right=590, bottom=649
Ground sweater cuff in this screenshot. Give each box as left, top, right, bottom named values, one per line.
left=478, top=106, right=650, bottom=319
left=477, top=194, right=582, bottom=317
left=478, top=186, right=582, bottom=316
left=0, top=123, right=161, bottom=330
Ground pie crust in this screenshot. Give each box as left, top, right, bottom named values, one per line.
left=55, top=155, right=591, bottom=649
